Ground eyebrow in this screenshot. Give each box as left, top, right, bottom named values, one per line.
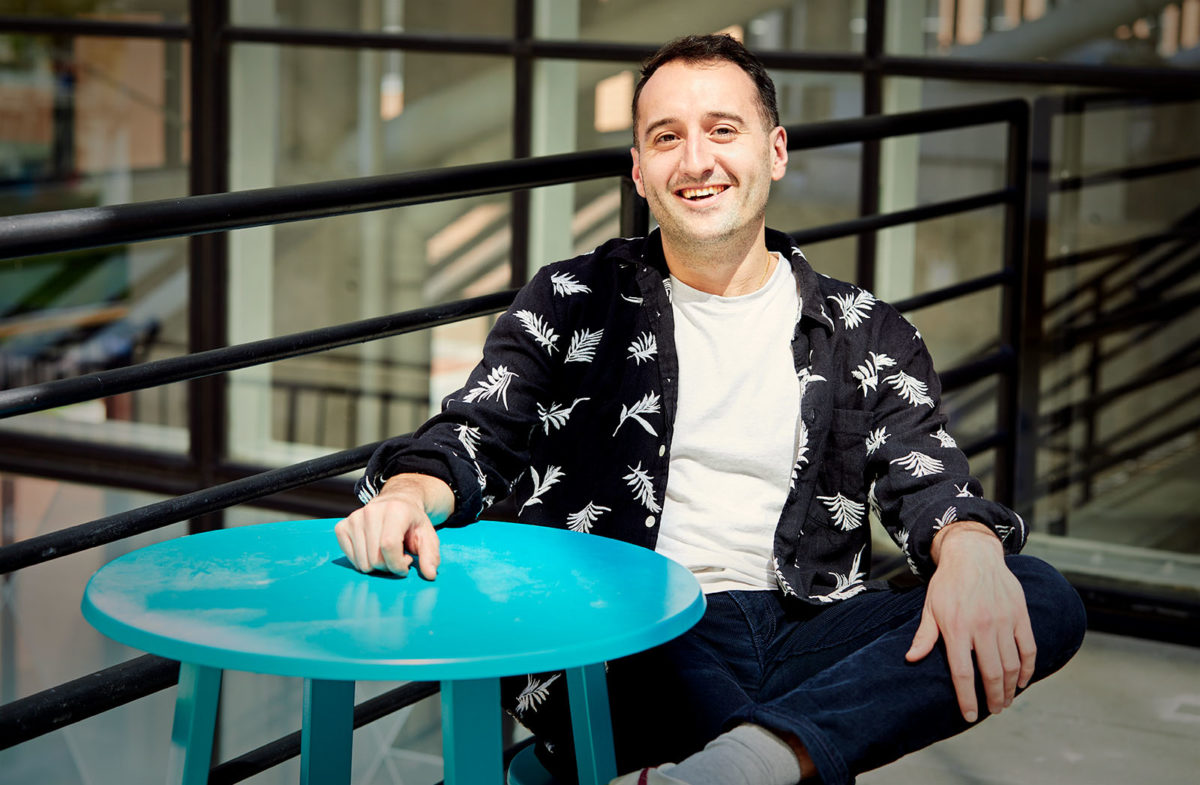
left=640, top=111, right=749, bottom=141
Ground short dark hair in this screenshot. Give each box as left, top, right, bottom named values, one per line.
left=632, top=34, right=780, bottom=143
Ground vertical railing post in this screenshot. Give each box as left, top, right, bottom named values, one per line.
left=1013, top=96, right=1058, bottom=525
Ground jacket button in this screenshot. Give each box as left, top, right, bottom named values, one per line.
left=645, top=515, right=656, bottom=527
left=658, top=445, right=666, bottom=457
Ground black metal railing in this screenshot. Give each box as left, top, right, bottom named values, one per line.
left=0, top=99, right=1033, bottom=778
left=1025, top=92, right=1200, bottom=532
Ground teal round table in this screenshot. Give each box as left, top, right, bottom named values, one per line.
left=81, top=519, right=705, bottom=785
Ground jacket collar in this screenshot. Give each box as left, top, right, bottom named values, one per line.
left=626, top=228, right=835, bottom=333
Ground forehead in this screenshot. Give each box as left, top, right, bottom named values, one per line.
left=636, top=59, right=762, bottom=131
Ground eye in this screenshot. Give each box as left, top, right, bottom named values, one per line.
left=653, top=132, right=680, bottom=146
left=711, top=126, right=738, bottom=139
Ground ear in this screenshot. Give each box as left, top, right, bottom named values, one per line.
left=770, top=126, right=788, bottom=182
left=630, top=146, right=647, bottom=197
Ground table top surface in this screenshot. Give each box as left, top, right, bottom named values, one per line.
left=82, top=519, right=705, bottom=681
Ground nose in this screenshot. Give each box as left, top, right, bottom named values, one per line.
left=679, top=136, right=715, bottom=179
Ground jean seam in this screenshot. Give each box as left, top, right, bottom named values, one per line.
left=727, top=592, right=770, bottom=685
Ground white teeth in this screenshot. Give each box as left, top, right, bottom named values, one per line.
left=680, top=185, right=726, bottom=200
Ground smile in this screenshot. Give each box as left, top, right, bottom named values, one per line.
left=677, top=185, right=729, bottom=200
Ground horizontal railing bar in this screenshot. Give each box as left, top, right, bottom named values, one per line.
left=939, top=348, right=1015, bottom=392
left=1052, top=155, right=1200, bottom=193
left=790, top=189, right=1013, bottom=250
left=226, top=25, right=517, bottom=55
left=1056, top=289, right=1200, bottom=348
left=0, top=290, right=515, bottom=418
left=1045, top=229, right=1198, bottom=273
left=1038, top=410, right=1200, bottom=498
left=0, top=442, right=378, bottom=575
left=0, top=14, right=189, bottom=39
left=0, top=100, right=1024, bottom=263
left=0, top=655, right=179, bottom=750
left=892, top=270, right=1015, bottom=314
left=0, top=150, right=630, bottom=261
left=880, top=54, right=1200, bottom=93
left=960, top=431, right=1005, bottom=459
left=208, top=681, right=439, bottom=785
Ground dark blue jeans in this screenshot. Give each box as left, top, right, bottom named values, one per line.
left=531, top=554, right=1086, bottom=785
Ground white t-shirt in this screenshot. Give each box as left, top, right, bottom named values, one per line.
left=656, top=254, right=802, bottom=593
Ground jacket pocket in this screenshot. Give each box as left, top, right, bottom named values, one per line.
left=810, top=407, right=872, bottom=532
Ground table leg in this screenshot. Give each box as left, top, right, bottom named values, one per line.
left=166, top=663, right=221, bottom=785
left=301, top=679, right=355, bottom=785
left=566, top=663, right=617, bottom=785
left=441, top=678, right=502, bottom=785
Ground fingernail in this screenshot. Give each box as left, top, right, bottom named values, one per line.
left=965, top=711, right=978, bottom=723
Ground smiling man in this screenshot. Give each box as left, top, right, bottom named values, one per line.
left=336, top=35, right=1086, bottom=785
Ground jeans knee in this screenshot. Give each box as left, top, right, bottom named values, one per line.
left=1006, top=554, right=1087, bottom=675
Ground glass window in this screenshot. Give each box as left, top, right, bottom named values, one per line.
left=903, top=0, right=1200, bottom=67
left=0, top=32, right=190, bottom=452
left=0, top=1, right=187, bottom=22
left=576, top=0, right=866, bottom=53
left=231, top=0, right=515, bottom=37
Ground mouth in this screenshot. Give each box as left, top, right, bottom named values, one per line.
left=676, top=184, right=729, bottom=201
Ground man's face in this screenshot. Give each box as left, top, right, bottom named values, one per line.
left=630, top=59, right=787, bottom=254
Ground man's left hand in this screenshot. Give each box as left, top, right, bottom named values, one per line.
left=904, top=521, right=1036, bottom=723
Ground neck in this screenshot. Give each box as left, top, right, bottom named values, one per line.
left=662, top=225, right=773, bottom=296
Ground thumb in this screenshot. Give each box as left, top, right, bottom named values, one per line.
left=906, top=609, right=940, bottom=662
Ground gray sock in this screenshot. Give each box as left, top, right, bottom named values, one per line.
left=666, top=723, right=803, bottom=785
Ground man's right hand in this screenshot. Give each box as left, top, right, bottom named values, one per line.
left=334, top=473, right=454, bottom=579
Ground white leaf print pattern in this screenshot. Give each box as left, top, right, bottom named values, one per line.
left=773, top=557, right=797, bottom=597
left=868, top=479, right=882, bottom=523
left=455, top=424, right=481, bottom=459
left=536, top=397, right=590, bottom=434
left=564, top=329, right=604, bottom=363
left=550, top=272, right=591, bottom=297
left=662, top=277, right=673, bottom=301
left=566, top=501, right=611, bottom=533
left=790, top=419, right=810, bottom=490
left=931, top=427, right=958, bottom=448
left=890, top=451, right=945, bottom=478
left=614, top=392, right=661, bottom=437
left=955, top=483, right=975, bottom=497
left=884, top=371, right=935, bottom=408
left=994, top=523, right=1015, bottom=542
left=623, top=463, right=661, bottom=513
left=627, top=332, right=657, bottom=364
left=892, top=528, right=920, bottom=575
left=827, top=289, right=876, bottom=329
left=852, top=352, right=897, bottom=396
left=513, top=310, right=559, bottom=355
left=866, top=426, right=889, bottom=456
left=933, top=506, right=958, bottom=531
left=620, top=293, right=644, bottom=305
left=519, top=465, right=565, bottom=514
left=813, top=547, right=868, bottom=603
left=462, top=365, right=518, bottom=409
left=818, top=493, right=866, bottom=531
left=515, top=673, right=561, bottom=715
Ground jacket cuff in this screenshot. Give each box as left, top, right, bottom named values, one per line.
left=907, top=496, right=1026, bottom=578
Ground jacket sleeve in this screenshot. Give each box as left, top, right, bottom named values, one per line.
left=355, top=266, right=567, bottom=525
left=863, top=306, right=1026, bottom=579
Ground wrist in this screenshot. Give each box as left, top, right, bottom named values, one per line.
left=379, top=473, right=455, bottom=522
left=931, top=520, right=1001, bottom=565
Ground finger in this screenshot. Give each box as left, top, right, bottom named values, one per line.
left=1015, top=613, right=1038, bottom=689
left=905, top=607, right=940, bottom=662
left=973, top=635, right=1006, bottom=717
left=349, top=514, right=373, bottom=573
left=362, top=508, right=387, bottom=572
left=410, top=521, right=441, bottom=580
left=945, top=638, right=980, bottom=723
left=334, top=519, right=356, bottom=565
left=998, top=630, right=1021, bottom=707
left=379, top=521, right=412, bottom=577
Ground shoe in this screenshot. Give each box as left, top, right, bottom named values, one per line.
left=608, top=764, right=686, bottom=785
